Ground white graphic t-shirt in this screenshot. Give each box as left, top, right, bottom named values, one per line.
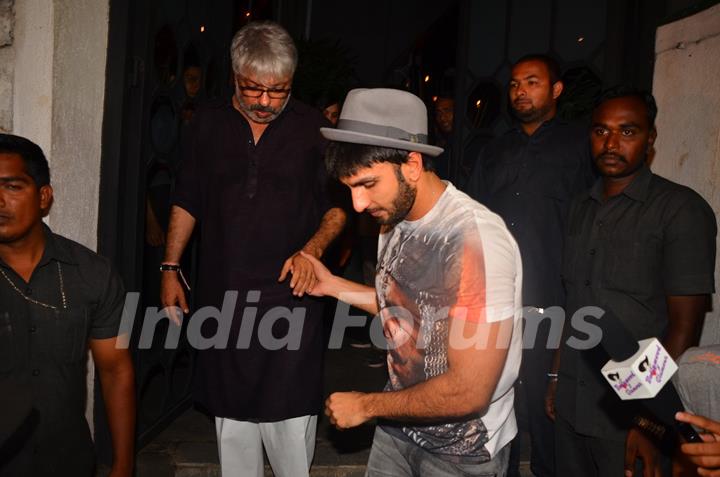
left=376, top=182, right=523, bottom=464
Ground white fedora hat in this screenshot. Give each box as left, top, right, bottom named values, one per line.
left=320, top=88, right=444, bottom=157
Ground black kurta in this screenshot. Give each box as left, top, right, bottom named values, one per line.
left=173, top=98, right=332, bottom=421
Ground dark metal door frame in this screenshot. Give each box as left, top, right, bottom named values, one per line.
left=96, top=0, right=154, bottom=463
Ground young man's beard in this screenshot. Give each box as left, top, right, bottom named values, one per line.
left=376, top=167, right=417, bottom=227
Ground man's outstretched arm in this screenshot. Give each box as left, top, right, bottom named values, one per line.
left=304, top=207, right=347, bottom=258
left=279, top=207, right=347, bottom=297
left=301, top=251, right=378, bottom=315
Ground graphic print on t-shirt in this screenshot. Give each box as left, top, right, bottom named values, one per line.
left=375, top=195, right=491, bottom=461
left=375, top=183, right=522, bottom=464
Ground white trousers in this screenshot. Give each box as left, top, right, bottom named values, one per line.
left=214, top=415, right=317, bottom=477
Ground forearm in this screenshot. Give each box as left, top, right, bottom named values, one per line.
left=663, top=295, right=708, bottom=358
left=302, top=207, right=346, bottom=258
left=145, top=198, right=158, bottom=224
left=550, top=311, right=574, bottom=374
left=549, top=327, right=567, bottom=374
left=163, top=206, right=196, bottom=263
left=327, top=319, right=512, bottom=429
left=363, top=318, right=510, bottom=421
left=99, top=361, right=135, bottom=472
left=662, top=330, right=698, bottom=360
left=549, top=348, right=561, bottom=375
left=326, top=274, right=378, bottom=315
left=362, top=371, right=484, bottom=422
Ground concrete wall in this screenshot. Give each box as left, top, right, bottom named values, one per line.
left=0, top=0, right=14, bottom=132
left=10, top=0, right=110, bottom=433
left=652, top=3, right=720, bottom=344
left=12, top=0, right=108, bottom=250
left=47, top=0, right=109, bottom=249
left=12, top=0, right=54, bottom=164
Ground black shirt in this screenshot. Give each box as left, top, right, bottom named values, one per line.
left=466, top=118, right=595, bottom=307
left=173, top=98, right=335, bottom=420
left=556, top=166, right=717, bottom=441
left=0, top=226, right=125, bottom=477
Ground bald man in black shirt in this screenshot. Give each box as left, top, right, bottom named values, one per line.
left=467, top=54, right=594, bottom=477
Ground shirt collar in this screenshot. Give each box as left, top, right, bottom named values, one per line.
left=512, top=115, right=563, bottom=136
left=396, top=181, right=453, bottom=232
left=621, top=165, right=653, bottom=202
left=588, top=178, right=604, bottom=202
left=38, top=224, right=77, bottom=266
left=0, top=224, right=76, bottom=271
left=588, top=164, right=652, bottom=203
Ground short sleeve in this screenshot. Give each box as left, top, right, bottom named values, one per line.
left=450, top=220, right=519, bottom=323
left=90, top=263, right=126, bottom=339
left=662, top=193, right=717, bottom=295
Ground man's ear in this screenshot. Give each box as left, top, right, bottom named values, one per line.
left=403, top=151, right=424, bottom=182
left=552, top=80, right=564, bottom=100
left=648, top=127, right=657, bottom=147
left=39, top=185, right=54, bottom=216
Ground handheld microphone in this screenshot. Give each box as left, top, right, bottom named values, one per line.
left=602, top=337, right=677, bottom=400
left=596, top=309, right=702, bottom=443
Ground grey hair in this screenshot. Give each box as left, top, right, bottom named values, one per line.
left=230, top=21, right=298, bottom=80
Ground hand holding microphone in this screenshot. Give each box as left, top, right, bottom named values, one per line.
left=596, top=309, right=702, bottom=444
left=675, top=412, right=720, bottom=475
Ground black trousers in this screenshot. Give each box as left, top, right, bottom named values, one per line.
left=508, top=344, right=556, bottom=477
left=555, top=414, right=625, bottom=477
left=555, top=414, right=672, bottom=477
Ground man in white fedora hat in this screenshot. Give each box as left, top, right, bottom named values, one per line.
left=303, top=88, right=523, bottom=476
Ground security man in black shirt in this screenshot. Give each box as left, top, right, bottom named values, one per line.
left=466, top=54, right=595, bottom=477
left=550, top=87, right=716, bottom=476
left=0, top=134, right=135, bottom=477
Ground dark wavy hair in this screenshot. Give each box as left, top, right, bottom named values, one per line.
left=594, top=85, right=658, bottom=127
left=0, top=134, right=50, bottom=187
left=325, top=142, right=431, bottom=179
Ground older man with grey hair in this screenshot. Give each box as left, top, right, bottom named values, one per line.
left=160, top=21, right=346, bottom=477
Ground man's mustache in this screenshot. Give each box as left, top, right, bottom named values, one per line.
left=249, top=104, right=278, bottom=113
left=596, top=152, right=627, bottom=163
